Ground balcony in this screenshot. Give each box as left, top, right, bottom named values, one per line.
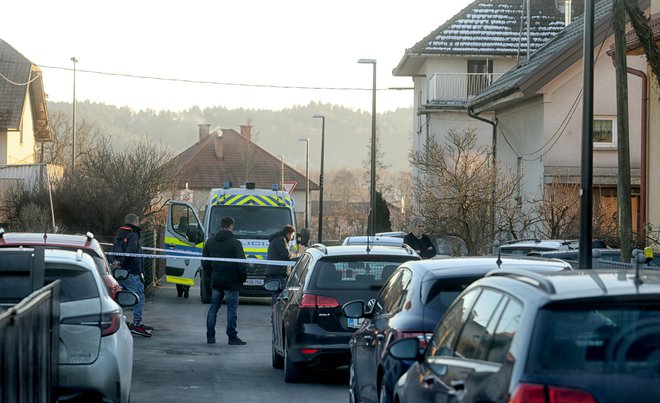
left=427, top=72, right=503, bottom=107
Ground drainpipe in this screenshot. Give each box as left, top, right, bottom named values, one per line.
left=609, top=53, right=648, bottom=243
left=468, top=107, right=499, bottom=244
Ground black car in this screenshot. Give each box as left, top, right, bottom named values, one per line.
left=265, top=243, right=420, bottom=383
left=342, top=256, right=572, bottom=403
left=390, top=268, right=660, bottom=402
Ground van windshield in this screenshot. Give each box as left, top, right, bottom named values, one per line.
left=209, top=205, right=293, bottom=239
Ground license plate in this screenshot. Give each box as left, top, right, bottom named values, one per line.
left=243, top=278, right=264, bottom=286
left=347, top=318, right=364, bottom=329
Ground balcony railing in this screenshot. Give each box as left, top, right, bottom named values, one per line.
left=428, top=72, right=503, bottom=104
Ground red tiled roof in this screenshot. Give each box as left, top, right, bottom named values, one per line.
left=169, top=128, right=318, bottom=191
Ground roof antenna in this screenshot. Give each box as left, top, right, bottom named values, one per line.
left=494, top=240, right=502, bottom=269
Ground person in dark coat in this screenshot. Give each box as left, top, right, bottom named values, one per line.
left=403, top=217, right=436, bottom=259
left=266, top=224, right=299, bottom=305
left=203, top=216, right=248, bottom=345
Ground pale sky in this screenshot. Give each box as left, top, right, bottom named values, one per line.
left=3, top=0, right=474, bottom=113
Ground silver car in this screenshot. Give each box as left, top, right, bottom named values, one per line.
left=44, top=248, right=137, bottom=403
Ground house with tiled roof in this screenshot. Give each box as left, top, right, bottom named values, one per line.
left=169, top=124, right=318, bottom=227
left=393, top=0, right=577, bottom=154
left=0, top=39, right=55, bottom=224
left=467, top=0, right=649, bottom=235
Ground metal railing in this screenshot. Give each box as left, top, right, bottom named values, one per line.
left=428, top=72, right=503, bottom=103
left=0, top=281, right=60, bottom=403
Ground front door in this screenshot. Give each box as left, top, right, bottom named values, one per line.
left=164, top=201, right=204, bottom=290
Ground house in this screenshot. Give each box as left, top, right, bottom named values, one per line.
left=168, top=124, right=318, bottom=228
left=467, top=0, right=648, bottom=236
left=0, top=39, right=54, bottom=224
left=392, top=0, right=576, bottom=158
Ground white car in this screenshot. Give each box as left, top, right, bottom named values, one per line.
left=341, top=235, right=406, bottom=248
left=44, top=248, right=137, bottom=403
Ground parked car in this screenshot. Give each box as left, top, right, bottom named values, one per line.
left=0, top=230, right=122, bottom=298
left=342, top=236, right=405, bottom=247
left=389, top=268, right=660, bottom=403
left=343, top=256, right=572, bottom=403
left=0, top=246, right=138, bottom=403
left=528, top=248, right=660, bottom=269
left=497, top=238, right=578, bottom=255
left=265, top=243, right=421, bottom=383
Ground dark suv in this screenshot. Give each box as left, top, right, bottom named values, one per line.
left=389, top=269, right=660, bottom=402
left=266, top=243, right=420, bottom=383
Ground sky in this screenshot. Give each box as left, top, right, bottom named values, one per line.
left=3, top=0, right=475, bottom=113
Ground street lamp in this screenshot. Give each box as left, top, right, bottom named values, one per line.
left=298, top=138, right=310, bottom=229
left=358, top=58, right=377, bottom=235
left=71, top=57, right=78, bottom=181
left=312, top=113, right=325, bottom=243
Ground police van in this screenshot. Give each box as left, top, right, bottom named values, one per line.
left=164, top=182, right=300, bottom=302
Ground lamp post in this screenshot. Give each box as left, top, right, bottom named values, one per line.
left=71, top=57, right=78, bottom=181
left=298, top=138, right=310, bottom=229
left=312, top=114, right=325, bottom=243
left=358, top=58, right=377, bottom=235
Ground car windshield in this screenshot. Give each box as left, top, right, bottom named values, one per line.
left=209, top=205, right=292, bottom=239
left=313, top=256, right=411, bottom=289
left=528, top=302, right=660, bottom=375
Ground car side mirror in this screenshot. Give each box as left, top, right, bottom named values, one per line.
left=388, top=337, right=423, bottom=362
left=113, top=268, right=129, bottom=281
left=116, top=290, right=139, bottom=307
left=342, top=300, right=365, bottom=318
left=264, top=279, right=282, bottom=291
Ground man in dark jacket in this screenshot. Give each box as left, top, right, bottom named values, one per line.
left=266, top=224, right=299, bottom=305
left=403, top=217, right=436, bottom=259
left=203, top=216, right=248, bottom=345
left=111, top=213, right=151, bottom=337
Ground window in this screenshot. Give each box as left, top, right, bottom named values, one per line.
left=427, top=289, right=481, bottom=359
left=455, top=289, right=505, bottom=360
left=593, top=117, right=616, bottom=147
left=487, top=299, right=523, bottom=363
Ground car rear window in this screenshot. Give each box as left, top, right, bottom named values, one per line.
left=528, top=302, right=660, bottom=374
left=423, top=276, right=484, bottom=312
left=45, top=264, right=99, bottom=302
left=313, top=256, right=412, bottom=289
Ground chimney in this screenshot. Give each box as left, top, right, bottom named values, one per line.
left=215, top=131, right=224, bottom=160
left=198, top=124, right=211, bottom=141
left=240, top=125, right=252, bottom=141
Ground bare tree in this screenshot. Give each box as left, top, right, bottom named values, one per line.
left=410, top=127, right=522, bottom=255
left=530, top=171, right=581, bottom=239
left=35, top=111, right=102, bottom=167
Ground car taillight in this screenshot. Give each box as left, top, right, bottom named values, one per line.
left=396, top=331, right=433, bottom=350
left=60, top=310, right=122, bottom=337
left=100, top=311, right=123, bottom=336
left=299, top=294, right=340, bottom=309
left=510, top=383, right=597, bottom=403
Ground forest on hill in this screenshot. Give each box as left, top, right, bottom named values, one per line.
left=47, top=101, right=414, bottom=175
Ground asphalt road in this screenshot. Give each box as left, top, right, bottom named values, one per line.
left=128, top=281, right=348, bottom=403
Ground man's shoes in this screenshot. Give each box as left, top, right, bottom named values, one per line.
left=228, top=337, right=247, bottom=345
left=183, top=289, right=189, bottom=298
left=130, top=324, right=152, bottom=337
left=207, top=338, right=216, bottom=344
left=126, top=322, right=153, bottom=331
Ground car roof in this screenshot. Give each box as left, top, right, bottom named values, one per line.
left=403, top=255, right=572, bottom=277
left=500, top=239, right=577, bottom=249
left=307, top=243, right=419, bottom=258
left=0, top=231, right=101, bottom=251
left=482, top=269, right=660, bottom=302
left=374, top=231, right=406, bottom=238
left=341, top=236, right=404, bottom=246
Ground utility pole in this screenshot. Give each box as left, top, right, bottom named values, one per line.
left=614, top=0, right=633, bottom=261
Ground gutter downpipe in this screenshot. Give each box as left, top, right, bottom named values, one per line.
left=468, top=107, right=499, bottom=244
left=609, top=53, right=648, bottom=244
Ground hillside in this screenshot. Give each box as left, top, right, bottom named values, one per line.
left=47, top=101, right=414, bottom=175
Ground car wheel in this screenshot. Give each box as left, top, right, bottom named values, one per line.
left=349, top=362, right=360, bottom=403
left=283, top=336, right=303, bottom=383
left=379, top=378, right=392, bottom=403
left=272, top=326, right=284, bottom=369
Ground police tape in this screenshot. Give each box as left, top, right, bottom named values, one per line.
left=105, top=250, right=294, bottom=266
